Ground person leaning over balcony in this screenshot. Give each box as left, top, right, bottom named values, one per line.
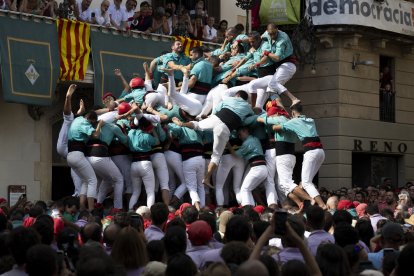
left=216, top=20, right=228, bottom=44
left=0, top=0, right=16, bottom=10
left=122, top=0, right=137, bottom=29
left=272, top=103, right=326, bottom=209
left=172, top=9, right=194, bottom=38
left=108, top=0, right=126, bottom=30
left=40, top=0, right=58, bottom=17
left=19, top=0, right=42, bottom=15
left=151, top=6, right=169, bottom=35
left=58, top=0, right=78, bottom=20
left=203, top=16, right=217, bottom=42
left=130, top=1, right=152, bottom=32
left=91, top=0, right=111, bottom=27
left=76, top=0, right=93, bottom=22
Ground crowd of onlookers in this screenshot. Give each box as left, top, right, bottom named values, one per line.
left=0, top=0, right=227, bottom=42
left=1, top=179, right=414, bottom=276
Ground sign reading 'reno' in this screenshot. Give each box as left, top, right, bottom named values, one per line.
left=306, top=0, right=414, bottom=36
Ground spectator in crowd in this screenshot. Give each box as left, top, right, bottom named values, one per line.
left=172, top=8, right=193, bottom=37
left=58, top=0, right=78, bottom=20
left=216, top=19, right=228, bottom=43
left=0, top=0, right=17, bottom=10
left=192, top=15, right=204, bottom=40
left=111, top=226, right=148, bottom=274
left=108, top=0, right=126, bottom=30
left=144, top=203, right=169, bottom=242
left=164, top=7, right=176, bottom=35
left=186, top=220, right=213, bottom=268
left=130, top=1, right=152, bottom=32
left=306, top=205, right=335, bottom=256
left=151, top=6, right=169, bottom=35
left=368, top=222, right=403, bottom=270
left=379, top=190, right=397, bottom=212
left=92, top=0, right=111, bottom=27
left=76, top=0, right=93, bottom=22
left=40, top=0, right=58, bottom=17
left=2, top=227, right=40, bottom=276
left=123, top=0, right=137, bottom=29
left=203, top=16, right=217, bottom=42
left=366, top=204, right=387, bottom=233
left=19, top=0, right=42, bottom=14
left=25, top=244, right=58, bottom=276
left=190, top=0, right=207, bottom=23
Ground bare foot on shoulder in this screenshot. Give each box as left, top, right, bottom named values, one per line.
left=76, top=99, right=85, bottom=115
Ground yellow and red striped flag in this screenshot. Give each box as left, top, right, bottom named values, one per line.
left=57, top=19, right=91, bottom=80
left=174, top=36, right=203, bottom=56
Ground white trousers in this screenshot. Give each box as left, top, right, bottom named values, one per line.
left=111, top=155, right=132, bottom=194
left=267, top=62, right=297, bottom=93
left=199, top=84, right=228, bottom=116
left=70, top=168, right=82, bottom=196
left=88, top=156, right=124, bottom=209
left=169, top=75, right=203, bottom=116
left=165, top=150, right=186, bottom=198
left=215, top=154, right=245, bottom=205
left=302, top=148, right=325, bottom=198
left=144, top=80, right=168, bottom=108
left=193, top=115, right=230, bottom=165
left=67, top=151, right=97, bottom=198
left=151, top=152, right=170, bottom=191
left=130, top=160, right=156, bottom=209
left=57, top=113, right=74, bottom=158
left=183, top=156, right=205, bottom=207
left=240, top=165, right=268, bottom=206
left=264, top=149, right=278, bottom=205
left=276, top=154, right=297, bottom=196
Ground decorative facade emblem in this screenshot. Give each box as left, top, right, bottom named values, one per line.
left=25, top=60, right=39, bottom=85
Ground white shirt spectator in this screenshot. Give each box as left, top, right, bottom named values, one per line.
left=123, top=5, right=135, bottom=28
left=108, top=4, right=127, bottom=27
left=93, top=8, right=111, bottom=26
left=76, top=0, right=92, bottom=22
left=0, top=0, right=7, bottom=10
left=203, top=25, right=217, bottom=41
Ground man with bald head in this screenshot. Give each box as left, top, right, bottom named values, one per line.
left=103, top=223, right=121, bottom=254
left=327, top=196, right=339, bottom=214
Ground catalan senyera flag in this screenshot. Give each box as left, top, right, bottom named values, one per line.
left=57, top=19, right=91, bottom=80
left=174, top=36, right=203, bottom=56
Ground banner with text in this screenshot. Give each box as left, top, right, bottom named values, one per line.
left=0, top=16, right=60, bottom=106
left=90, top=31, right=173, bottom=105
left=259, top=0, right=301, bottom=25
left=306, top=0, right=414, bottom=36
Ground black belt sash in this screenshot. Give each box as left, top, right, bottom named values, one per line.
left=131, top=152, right=152, bottom=162
left=248, top=155, right=266, bottom=167
left=215, top=108, right=242, bottom=131
left=275, top=141, right=295, bottom=156
left=180, top=143, right=203, bottom=161
left=191, top=81, right=211, bottom=95
left=68, top=140, right=87, bottom=154
left=109, top=141, right=130, bottom=156
left=302, top=136, right=323, bottom=152
left=258, top=64, right=276, bottom=77
left=86, top=140, right=110, bottom=157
